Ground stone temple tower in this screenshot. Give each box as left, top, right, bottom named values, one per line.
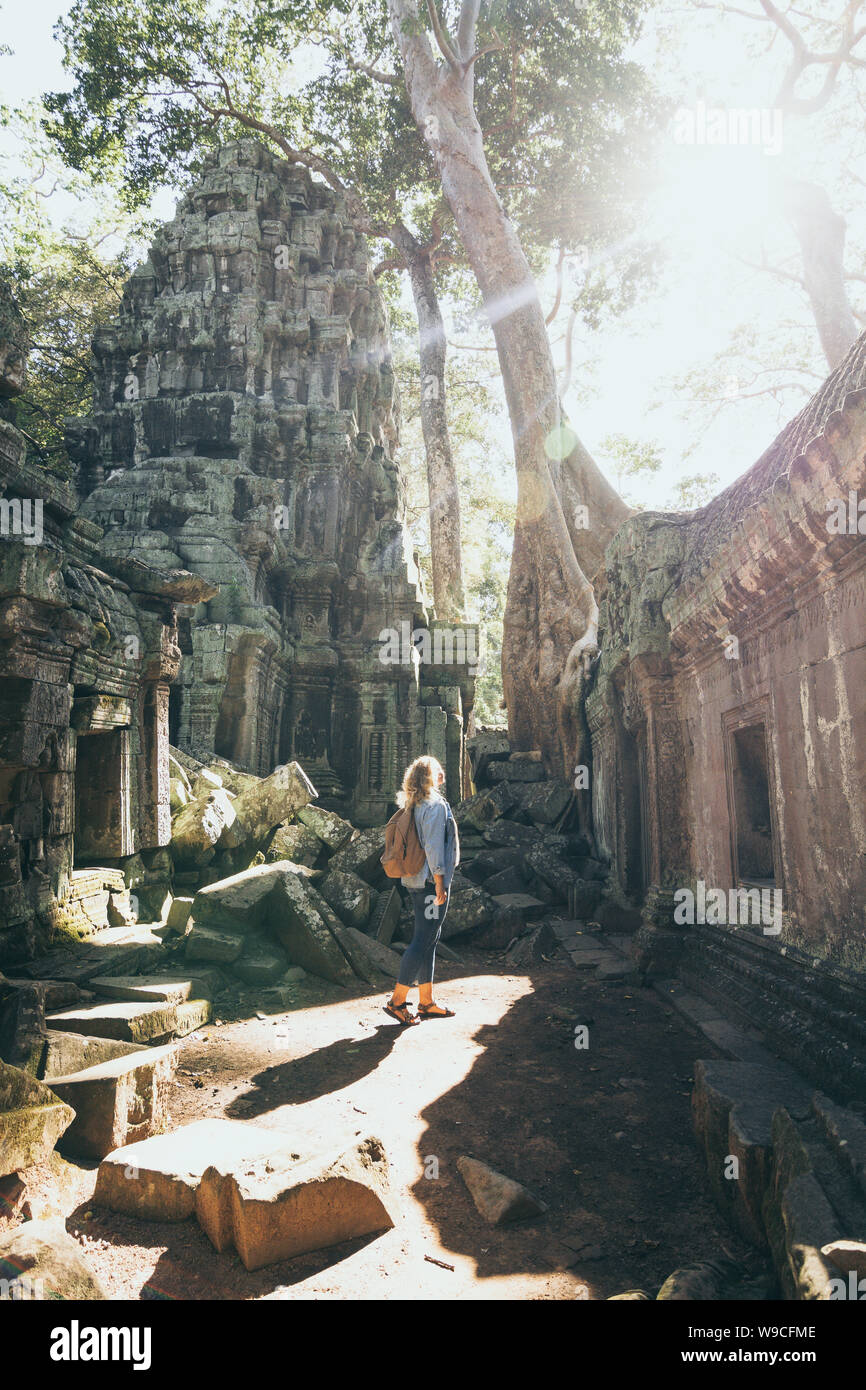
left=72, top=140, right=475, bottom=825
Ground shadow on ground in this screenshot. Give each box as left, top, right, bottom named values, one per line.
left=406, top=959, right=754, bottom=1298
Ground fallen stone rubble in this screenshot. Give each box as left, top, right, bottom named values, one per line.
left=692, top=1058, right=866, bottom=1300
left=0, top=732, right=617, bottom=1290
left=95, top=1117, right=396, bottom=1271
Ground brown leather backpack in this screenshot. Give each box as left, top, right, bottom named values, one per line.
left=380, top=805, right=427, bottom=878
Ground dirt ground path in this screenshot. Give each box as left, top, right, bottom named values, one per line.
left=57, top=943, right=753, bottom=1301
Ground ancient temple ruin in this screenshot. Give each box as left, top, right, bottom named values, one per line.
left=71, top=140, right=475, bottom=826
left=0, top=279, right=215, bottom=968
left=0, top=140, right=476, bottom=968
left=587, top=335, right=866, bottom=1097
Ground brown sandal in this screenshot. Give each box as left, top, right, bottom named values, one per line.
left=384, top=999, right=420, bottom=1027
left=417, top=1002, right=455, bottom=1019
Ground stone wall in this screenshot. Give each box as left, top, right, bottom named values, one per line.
left=0, top=281, right=214, bottom=967
left=587, top=332, right=866, bottom=995
left=72, top=140, right=475, bottom=825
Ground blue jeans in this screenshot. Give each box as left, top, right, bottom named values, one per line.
left=397, top=884, right=451, bottom=986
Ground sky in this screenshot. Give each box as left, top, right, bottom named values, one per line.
left=0, top=0, right=857, bottom=511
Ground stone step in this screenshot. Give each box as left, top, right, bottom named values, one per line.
left=685, top=932, right=866, bottom=1046
left=692, top=1058, right=866, bottom=1299
left=681, top=929, right=866, bottom=1101
left=46, top=1042, right=179, bottom=1159
left=15, top=926, right=169, bottom=986
left=46, top=997, right=211, bottom=1045
left=68, top=867, right=126, bottom=899
left=88, top=972, right=221, bottom=1005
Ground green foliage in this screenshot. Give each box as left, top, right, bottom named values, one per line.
left=0, top=104, right=152, bottom=477
left=667, top=472, right=720, bottom=511
left=598, top=431, right=721, bottom=511
left=599, top=431, right=663, bottom=495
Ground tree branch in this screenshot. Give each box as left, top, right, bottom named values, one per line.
left=426, top=0, right=461, bottom=70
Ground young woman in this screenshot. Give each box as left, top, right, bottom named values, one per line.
left=384, top=755, right=459, bottom=1027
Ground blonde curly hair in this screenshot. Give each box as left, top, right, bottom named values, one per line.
left=397, top=755, right=445, bottom=810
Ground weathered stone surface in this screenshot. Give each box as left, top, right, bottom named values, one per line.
left=171, top=790, right=236, bottom=866
left=88, top=973, right=219, bottom=1005
left=489, top=892, right=546, bottom=920
left=0, top=975, right=48, bottom=1074
left=457, top=1155, right=547, bottom=1225
left=185, top=923, right=245, bottom=964
left=328, top=825, right=388, bottom=882
left=233, top=939, right=289, bottom=986
left=483, top=866, right=528, bottom=897
left=47, top=1042, right=178, bottom=1159
left=465, top=729, right=510, bottom=785
left=440, top=886, right=496, bottom=941
left=656, top=1261, right=744, bottom=1300
left=46, top=997, right=211, bottom=1045
left=504, top=922, right=558, bottom=968
left=764, top=1104, right=848, bottom=1299
left=524, top=844, right=600, bottom=910
left=95, top=1118, right=288, bottom=1221
left=319, top=869, right=372, bottom=929
left=296, top=804, right=357, bottom=852
left=170, top=778, right=190, bottom=814
left=192, top=767, right=224, bottom=798
left=514, top=781, right=571, bottom=825
left=487, top=759, right=546, bottom=783
left=166, top=896, right=194, bottom=935
left=482, top=820, right=542, bottom=850
left=107, top=889, right=137, bottom=928
left=338, top=928, right=402, bottom=979
left=191, top=861, right=297, bottom=931
left=42, top=1031, right=145, bottom=1077
left=220, top=762, right=317, bottom=850
left=454, top=785, right=515, bottom=833
left=0, top=1217, right=108, bottom=1299
left=269, top=876, right=358, bottom=985
left=264, top=822, right=322, bottom=867
left=206, top=762, right=261, bottom=797
left=0, top=1061, right=74, bottom=1175
left=370, top=886, right=402, bottom=946
left=691, top=1059, right=813, bottom=1248
left=468, top=847, right=526, bottom=880
left=197, top=1135, right=396, bottom=1270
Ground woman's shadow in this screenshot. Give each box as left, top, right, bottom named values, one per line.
left=224, top=1022, right=405, bottom=1116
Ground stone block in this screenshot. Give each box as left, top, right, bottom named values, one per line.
left=0, top=1061, right=74, bottom=1175
left=220, top=762, right=316, bottom=850
left=47, top=1042, right=178, bottom=1159
left=0, top=1217, right=107, bottom=1299
left=171, top=789, right=236, bottom=866
left=457, top=1155, right=547, bottom=1225
left=46, top=997, right=210, bottom=1045
left=94, top=1118, right=291, bottom=1221
left=440, top=886, right=496, bottom=941
left=264, top=823, right=322, bottom=867
left=269, top=876, right=358, bottom=985
left=296, top=804, right=356, bottom=852
left=319, top=869, right=371, bottom=929
left=196, top=1134, right=396, bottom=1271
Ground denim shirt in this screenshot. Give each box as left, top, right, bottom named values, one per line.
left=401, top=792, right=460, bottom=890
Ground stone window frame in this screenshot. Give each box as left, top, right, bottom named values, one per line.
left=721, top=697, right=783, bottom=893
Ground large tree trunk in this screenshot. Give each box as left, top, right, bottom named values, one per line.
left=388, top=2, right=628, bottom=776
left=389, top=223, right=465, bottom=620
left=784, top=179, right=858, bottom=371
